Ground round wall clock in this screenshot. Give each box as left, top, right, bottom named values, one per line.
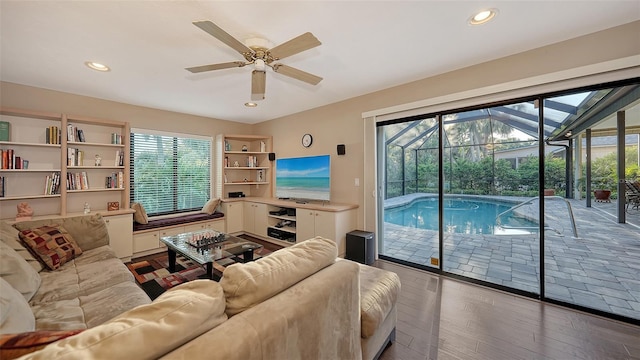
left=302, top=133, right=313, bottom=148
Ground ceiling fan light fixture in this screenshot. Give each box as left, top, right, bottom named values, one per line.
left=469, top=8, right=498, bottom=25
left=254, top=59, right=266, bottom=72
left=85, top=61, right=110, bottom=72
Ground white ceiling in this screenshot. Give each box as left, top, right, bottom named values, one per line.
left=1, top=1, right=638, bottom=124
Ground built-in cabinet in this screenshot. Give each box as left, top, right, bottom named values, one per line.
left=243, top=201, right=268, bottom=237
left=103, top=213, right=134, bottom=261
left=0, top=107, right=130, bottom=220
left=222, top=198, right=357, bottom=256
left=215, top=134, right=272, bottom=199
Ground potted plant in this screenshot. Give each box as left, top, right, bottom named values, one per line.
left=593, top=176, right=614, bottom=202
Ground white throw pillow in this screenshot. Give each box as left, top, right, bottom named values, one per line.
left=21, top=280, right=227, bottom=359
left=0, top=241, right=41, bottom=301
left=0, top=277, right=36, bottom=335
left=221, top=236, right=337, bottom=316
left=201, top=198, right=220, bottom=215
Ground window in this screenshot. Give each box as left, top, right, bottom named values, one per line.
left=130, top=129, right=211, bottom=216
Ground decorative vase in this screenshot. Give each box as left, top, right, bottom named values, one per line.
left=594, top=189, right=611, bottom=202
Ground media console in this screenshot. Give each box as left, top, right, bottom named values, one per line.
left=220, top=197, right=358, bottom=257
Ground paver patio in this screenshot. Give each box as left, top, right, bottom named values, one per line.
left=382, top=194, right=640, bottom=320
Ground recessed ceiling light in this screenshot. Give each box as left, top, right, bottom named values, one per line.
left=244, top=102, right=258, bottom=108
left=85, top=61, right=110, bottom=72
left=469, top=8, right=498, bottom=25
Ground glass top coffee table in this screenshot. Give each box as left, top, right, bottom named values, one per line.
left=160, top=230, right=263, bottom=280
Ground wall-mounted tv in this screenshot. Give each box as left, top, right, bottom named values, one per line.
left=275, top=155, right=330, bottom=201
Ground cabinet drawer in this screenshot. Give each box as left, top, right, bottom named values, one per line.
left=183, top=222, right=207, bottom=233
left=133, top=232, right=160, bottom=253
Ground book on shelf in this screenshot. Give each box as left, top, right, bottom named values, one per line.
left=45, top=126, right=60, bottom=144
left=44, top=171, right=61, bottom=195
left=77, top=129, right=85, bottom=142
left=67, top=148, right=84, bottom=166
left=0, top=121, right=10, bottom=141
left=105, top=171, right=123, bottom=189
left=0, top=149, right=25, bottom=169
left=0, top=176, right=5, bottom=197
left=111, top=133, right=123, bottom=145
left=115, top=150, right=124, bottom=166
left=66, top=171, right=89, bottom=190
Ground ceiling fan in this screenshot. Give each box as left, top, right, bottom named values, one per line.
left=186, top=20, right=323, bottom=101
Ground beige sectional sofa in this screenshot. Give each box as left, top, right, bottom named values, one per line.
left=2, top=214, right=400, bottom=360
left=0, top=215, right=151, bottom=335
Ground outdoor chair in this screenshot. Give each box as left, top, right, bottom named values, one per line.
left=624, top=180, right=640, bottom=212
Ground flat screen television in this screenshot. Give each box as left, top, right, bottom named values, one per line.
left=275, top=154, right=330, bottom=201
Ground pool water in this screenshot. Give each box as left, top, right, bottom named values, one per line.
left=384, top=197, right=538, bottom=234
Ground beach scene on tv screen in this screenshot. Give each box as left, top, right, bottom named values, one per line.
left=276, top=155, right=330, bottom=200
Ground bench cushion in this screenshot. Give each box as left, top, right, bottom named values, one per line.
left=132, top=212, right=224, bottom=232
left=358, top=264, right=401, bottom=338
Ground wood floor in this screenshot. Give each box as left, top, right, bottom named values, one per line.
left=374, top=260, right=640, bottom=360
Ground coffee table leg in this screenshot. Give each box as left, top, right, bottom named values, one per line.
left=243, top=249, right=254, bottom=262
left=167, top=248, right=177, bottom=273
left=206, top=263, right=213, bottom=279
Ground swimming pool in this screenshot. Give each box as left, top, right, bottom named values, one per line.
left=384, top=197, right=538, bottom=234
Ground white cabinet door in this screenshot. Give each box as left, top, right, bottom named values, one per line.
left=133, top=231, right=159, bottom=253
left=253, top=202, right=268, bottom=237
left=313, top=211, right=336, bottom=240
left=205, top=219, right=225, bottom=232
left=243, top=202, right=268, bottom=237
left=103, top=213, right=133, bottom=260
left=296, top=209, right=316, bottom=242
left=223, top=202, right=243, bottom=234
left=243, top=202, right=256, bottom=233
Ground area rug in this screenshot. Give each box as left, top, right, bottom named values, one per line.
left=126, top=236, right=279, bottom=300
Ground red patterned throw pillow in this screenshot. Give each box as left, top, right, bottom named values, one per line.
left=18, top=225, right=83, bottom=270
left=0, top=329, right=84, bottom=359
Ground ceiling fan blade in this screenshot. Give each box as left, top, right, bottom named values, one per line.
left=193, top=20, right=253, bottom=56
left=251, top=70, right=266, bottom=101
left=268, top=32, right=321, bottom=60
left=185, top=61, right=246, bottom=73
left=272, top=64, right=322, bottom=85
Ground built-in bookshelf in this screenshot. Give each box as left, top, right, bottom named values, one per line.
left=215, top=134, right=272, bottom=199
left=0, top=107, right=130, bottom=220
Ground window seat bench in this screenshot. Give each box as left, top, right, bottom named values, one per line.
left=133, top=212, right=225, bottom=232
left=132, top=212, right=226, bottom=257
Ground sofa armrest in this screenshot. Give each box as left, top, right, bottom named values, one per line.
left=162, top=260, right=363, bottom=360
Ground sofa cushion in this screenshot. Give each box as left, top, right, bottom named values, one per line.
left=201, top=198, right=220, bottom=215
left=0, top=241, right=41, bottom=301
left=131, top=202, right=149, bottom=224
left=358, top=263, right=401, bottom=338
left=132, top=212, right=224, bottom=232
left=31, top=282, right=151, bottom=331
left=13, top=214, right=110, bottom=252
left=0, top=222, right=43, bottom=272
left=0, top=330, right=84, bottom=360
left=21, top=280, right=226, bottom=360
left=0, top=278, right=35, bottom=335
left=18, top=225, right=82, bottom=271
left=30, top=246, right=135, bottom=305
left=221, top=236, right=337, bottom=316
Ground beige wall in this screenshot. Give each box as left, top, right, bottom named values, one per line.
left=2, top=21, right=639, bottom=233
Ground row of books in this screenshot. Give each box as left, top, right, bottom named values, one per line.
left=67, top=148, right=85, bottom=167
left=45, top=126, right=61, bottom=144
left=114, top=150, right=125, bottom=166
left=246, top=156, right=258, bottom=167
left=67, top=171, right=89, bottom=190
left=111, top=133, right=123, bottom=145
left=1, top=149, right=29, bottom=169
left=44, top=172, right=61, bottom=195
left=0, top=121, right=10, bottom=142
left=0, top=176, right=5, bottom=197
left=67, top=124, right=86, bottom=143
left=106, top=172, right=124, bottom=189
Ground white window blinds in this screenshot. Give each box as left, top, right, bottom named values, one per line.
left=130, top=129, right=211, bottom=216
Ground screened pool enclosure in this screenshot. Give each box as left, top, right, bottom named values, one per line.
left=377, top=80, right=640, bottom=323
